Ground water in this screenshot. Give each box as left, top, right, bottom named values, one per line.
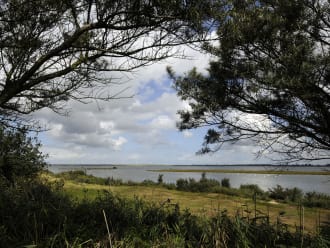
left=48, top=164, right=330, bottom=195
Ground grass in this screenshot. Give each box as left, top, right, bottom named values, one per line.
left=49, top=174, right=330, bottom=233
left=2, top=171, right=329, bottom=247
left=148, top=169, right=330, bottom=175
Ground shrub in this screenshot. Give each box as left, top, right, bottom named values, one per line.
left=198, top=177, right=220, bottom=192
left=240, top=184, right=264, bottom=194
left=176, top=175, right=222, bottom=192
left=239, top=184, right=266, bottom=198
left=240, top=184, right=263, bottom=193
left=214, top=186, right=241, bottom=196
left=303, top=192, right=330, bottom=209
left=268, top=185, right=288, bottom=201
left=0, top=180, right=72, bottom=247
left=176, top=178, right=190, bottom=191
left=164, top=183, right=176, bottom=190
left=0, top=126, right=46, bottom=185
left=287, top=187, right=303, bottom=202
left=141, top=179, right=157, bottom=186
left=105, top=176, right=123, bottom=186
left=56, top=170, right=108, bottom=185
left=221, top=178, right=231, bottom=188
left=157, top=174, right=164, bottom=184
left=268, top=185, right=304, bottom=203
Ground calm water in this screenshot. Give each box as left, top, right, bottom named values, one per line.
left=48, top=164, right=330, bottom=195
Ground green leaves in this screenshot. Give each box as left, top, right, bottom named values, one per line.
left=0, top=126, right=46, bottom=184
left=173, top=0, right=330, bottom=161
left=0, top=0, right=214, bottom=128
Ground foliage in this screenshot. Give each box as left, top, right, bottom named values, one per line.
left=240, top=184, right=264, bottom=195
left=268, top=185, right=303, bottom=203
left=170, top=0, right=330, bottom=162
left=105, top=176, right=124, bottom=186
left=303, top=192, right=330, bottom=209
left=55, top=170, right=330, bottom=208
left=0, top=179, right=72, bottom=247
left=157, top=174, right=164, bottom=184
left=176, top=174, right=221, bottom=192
left=221, top=177, right=230, bottom=188
left=56, top=170, right=108, bottom=185
left=0, top=126, right=46, bottom=185
left=1, top=177, right=329, bottom=247
left=0, top=0, right=214, bottom=128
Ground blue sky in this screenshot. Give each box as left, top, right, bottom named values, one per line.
left=33, top=46, right=275, bottom=165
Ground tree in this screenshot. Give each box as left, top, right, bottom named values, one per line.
left=170, top=0, right=330, bottom=162
left=0, top=0, right=214, bottom=128
left=0, top=126, right=46, bottom=185
left=157, top=174, right=163, bottom=184
left=221, top=178, right=230, bottom=188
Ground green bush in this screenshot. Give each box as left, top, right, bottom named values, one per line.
left=164, top=183, right=176, bottom=190
left=105, top=176, right=124, bottom=186
left=0, top=180, right=72, bottom=247
left=56, top=170, right=108, bottom=185
left=176, top=178, right=190, bottom=191
left=269, top=185, right=289, bottom=201
left=240, top=184, right=264, bottom=194
left=199, top=177, right=221, bottom=192
left=176, top=174, right=222, bottom=192
left=240, top=184, right=268, bottom=199
left=221, top=178, right=230, bottom=188
left=141, top=179, right=157, bottom=186
left=266, top=185, right=330, bottom=209
left=157, top=174, right=164, bottom=184
left=0, top=126, right=46, bottom=185
left=287, top=187, right=303, bottom=202
left=303, top=192, right=330, bottom=209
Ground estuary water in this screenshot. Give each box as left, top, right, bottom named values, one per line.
left=48, top=164, right=330, bottom=195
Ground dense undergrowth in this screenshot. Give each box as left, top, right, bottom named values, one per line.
left=1, top=174, right=330, bottom=248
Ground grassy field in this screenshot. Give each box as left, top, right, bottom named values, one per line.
left=148, top=168, right=330, bottom=175
left=57, top=177, right=330, bottom=233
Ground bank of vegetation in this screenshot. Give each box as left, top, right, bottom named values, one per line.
left=55, top=170, right=330, bottom=209
left=0, top=169, right=329, bottom=247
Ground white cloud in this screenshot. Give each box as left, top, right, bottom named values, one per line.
left=150, top=115, right=175, bottom=130
left=32, top=40, right=278, bottom=164
left=100, top=121, right=115, bottom=131
left=41, top=147, right=83, bottom=161
left=182, top=130, right=193, bottom=138
left=112, top=136, right=127, bottom=151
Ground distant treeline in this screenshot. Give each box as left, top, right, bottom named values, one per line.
left=50, top=163, right=330, bottom=167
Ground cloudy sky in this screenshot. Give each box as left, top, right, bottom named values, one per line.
left=33, top=45, right=274, bottom=165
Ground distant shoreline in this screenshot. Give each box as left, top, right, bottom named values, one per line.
left=148, top=169, right=330, bottom=176
left=50, top=163, right=330, bottom=167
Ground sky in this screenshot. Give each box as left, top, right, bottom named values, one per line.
left=33, top=45, right=276, bottom=165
